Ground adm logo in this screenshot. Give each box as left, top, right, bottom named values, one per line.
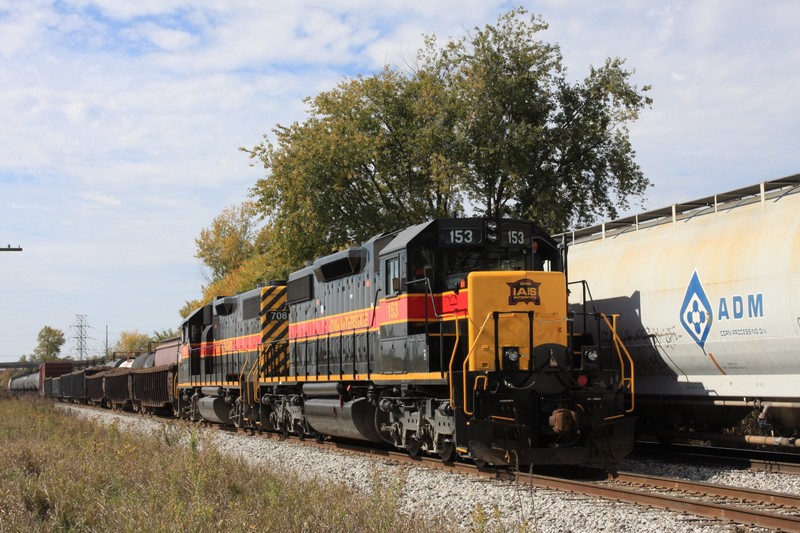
left=679, top=270, right=713, bottom=351
left=680, top=270, right=766, bottom=353
left=507, top=278, right=541, bottom=305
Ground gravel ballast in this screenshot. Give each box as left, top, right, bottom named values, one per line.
left=60, top=405, right=797, bottom=532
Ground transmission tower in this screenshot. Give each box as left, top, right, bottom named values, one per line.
left=71, top=314, right=91, bottom=360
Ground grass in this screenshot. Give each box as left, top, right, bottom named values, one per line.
left=0, top=394, right=453, bottom=533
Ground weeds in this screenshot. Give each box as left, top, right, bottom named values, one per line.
left=0, top=397, right=451, bottom=532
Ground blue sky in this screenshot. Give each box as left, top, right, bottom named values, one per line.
left=1, top=1, right=798, bottom=362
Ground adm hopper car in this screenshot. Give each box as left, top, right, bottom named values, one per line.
left=564, top=174, right=800, bottom=441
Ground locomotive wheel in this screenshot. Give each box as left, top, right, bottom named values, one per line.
left=406, top=438, right=422, bottom=457
left=438, top=440, right=456, bottom=462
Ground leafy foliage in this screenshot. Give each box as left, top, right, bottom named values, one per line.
left=245, top=66, right=464, bottom=273
left=113, top=330, right=152, bottom=355
left=194, top=202, right=258, bottom=284
left=417, top=8, right=652, bottom=229
left=151, top=328, right=179, bottom=342
left=19, top=326, right=66, bottom=363
left=190, top=8, right=652, bottom=309
left=239, top=8, right=651, bottom=279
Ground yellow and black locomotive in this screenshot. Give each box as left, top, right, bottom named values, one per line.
left=176, top=217, right=634, bottom=466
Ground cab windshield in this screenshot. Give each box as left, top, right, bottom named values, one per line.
left=439, top=247, right=530, bottom=291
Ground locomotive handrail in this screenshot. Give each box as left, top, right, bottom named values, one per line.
left=567, top=280, right=599, bottom=333
left=460, top=312, right=495, bottom=415
left=447, top=313, right=463, bottom=410
left=460, top=310, right=544, bottom=416
left=244, top=350, right=259, bottom=406
left=238, top=350, right=249, bottom=389
left=406, top=277, right=442, bottom=318
left=600, top=313, right=635, bottom=413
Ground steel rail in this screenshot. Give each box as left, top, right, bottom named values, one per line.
left=635, top=441, right=800, bottom=474
left=608, top=470, right=800, bottom=508
left=516, top=470, right=800, bottom=532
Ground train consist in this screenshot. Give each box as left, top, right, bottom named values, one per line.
left=564, top=174, right=800, bottom=441
left=7, top=340, right=180, bottom=413
left=9, top=217, right=635, bottom=466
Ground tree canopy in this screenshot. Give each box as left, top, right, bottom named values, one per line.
left=113, top=330, right=153, bottom=355
left=183, top=214, right=285, bottom=317
left=194, top=202, right=259, bottom=284
left=19, top=326, right=66, bottom=363
left=240, top=9, right=651, bottom=277
left=192, top=8, right=652, bottom=301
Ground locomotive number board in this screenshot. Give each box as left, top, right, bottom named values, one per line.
left=438, top=221, right=532, bottom=247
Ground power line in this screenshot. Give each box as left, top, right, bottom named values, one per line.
left=71, top=314, right=92, bottom=360
left=1, top=245, right=22, bottom=252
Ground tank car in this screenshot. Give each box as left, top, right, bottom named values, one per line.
left=564, top=174, right=800, bottom=438
left=8, top=372, right=39, bottom=393
left=178, top=217, right=635, bottom=466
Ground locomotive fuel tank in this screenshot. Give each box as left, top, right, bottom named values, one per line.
left=565, top=176, right=800, bottom=431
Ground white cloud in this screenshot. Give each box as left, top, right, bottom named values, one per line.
left=0, top=0, right=798, bottom=361
left=79, top=192, right=121, bottom=206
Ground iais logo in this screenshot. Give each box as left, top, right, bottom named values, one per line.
left=507, top=278, right=541, bottom=305
left=679, top=270, right=713, bottom=351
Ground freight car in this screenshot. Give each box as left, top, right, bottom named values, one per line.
left=176, top=217, right=635, bottom=466
left=8, top=361, right=74, bottom=395
left=8, top=372, right=39, bottom=393
left=564, top=174, right=800, bottom=442
left=39, top=361, right=73, bottom=395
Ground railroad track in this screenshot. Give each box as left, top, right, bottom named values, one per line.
left=296, top=433, right=800, bottom=531
left=635, top=440, right=800, bottom=474
left=521, top=467, right=800, bottom=532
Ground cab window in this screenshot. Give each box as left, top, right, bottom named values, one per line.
left=385, top=257, right=400, bottom=296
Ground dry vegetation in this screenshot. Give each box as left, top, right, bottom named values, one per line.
left=0, top=395, right=450, bottom=532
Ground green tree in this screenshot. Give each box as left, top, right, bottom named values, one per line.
left=194, top=202, right=258, bottom=283
left=246, top=67, right=463, bottom=273
left=435, top=9, right=651, bottom=228
left=152, top=328, right=179, bottom=342
left=113, top=330, right=152, bottom=355
left=244, top=7, right=651, bottom=272
left=21, top=326, right=66, bottom=363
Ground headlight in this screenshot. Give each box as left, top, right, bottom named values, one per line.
left=584, top=348, right=599, bottom=362
left=503, top=347, right=521, bottom=362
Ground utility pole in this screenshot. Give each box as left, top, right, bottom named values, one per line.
left=1, top=245, right=22, bottom=252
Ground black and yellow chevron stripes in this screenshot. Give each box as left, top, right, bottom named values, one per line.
left=260, top=285, right=288, bottom=343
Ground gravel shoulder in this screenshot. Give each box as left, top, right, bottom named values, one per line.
left=59, top=404, right=794, bottom=532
